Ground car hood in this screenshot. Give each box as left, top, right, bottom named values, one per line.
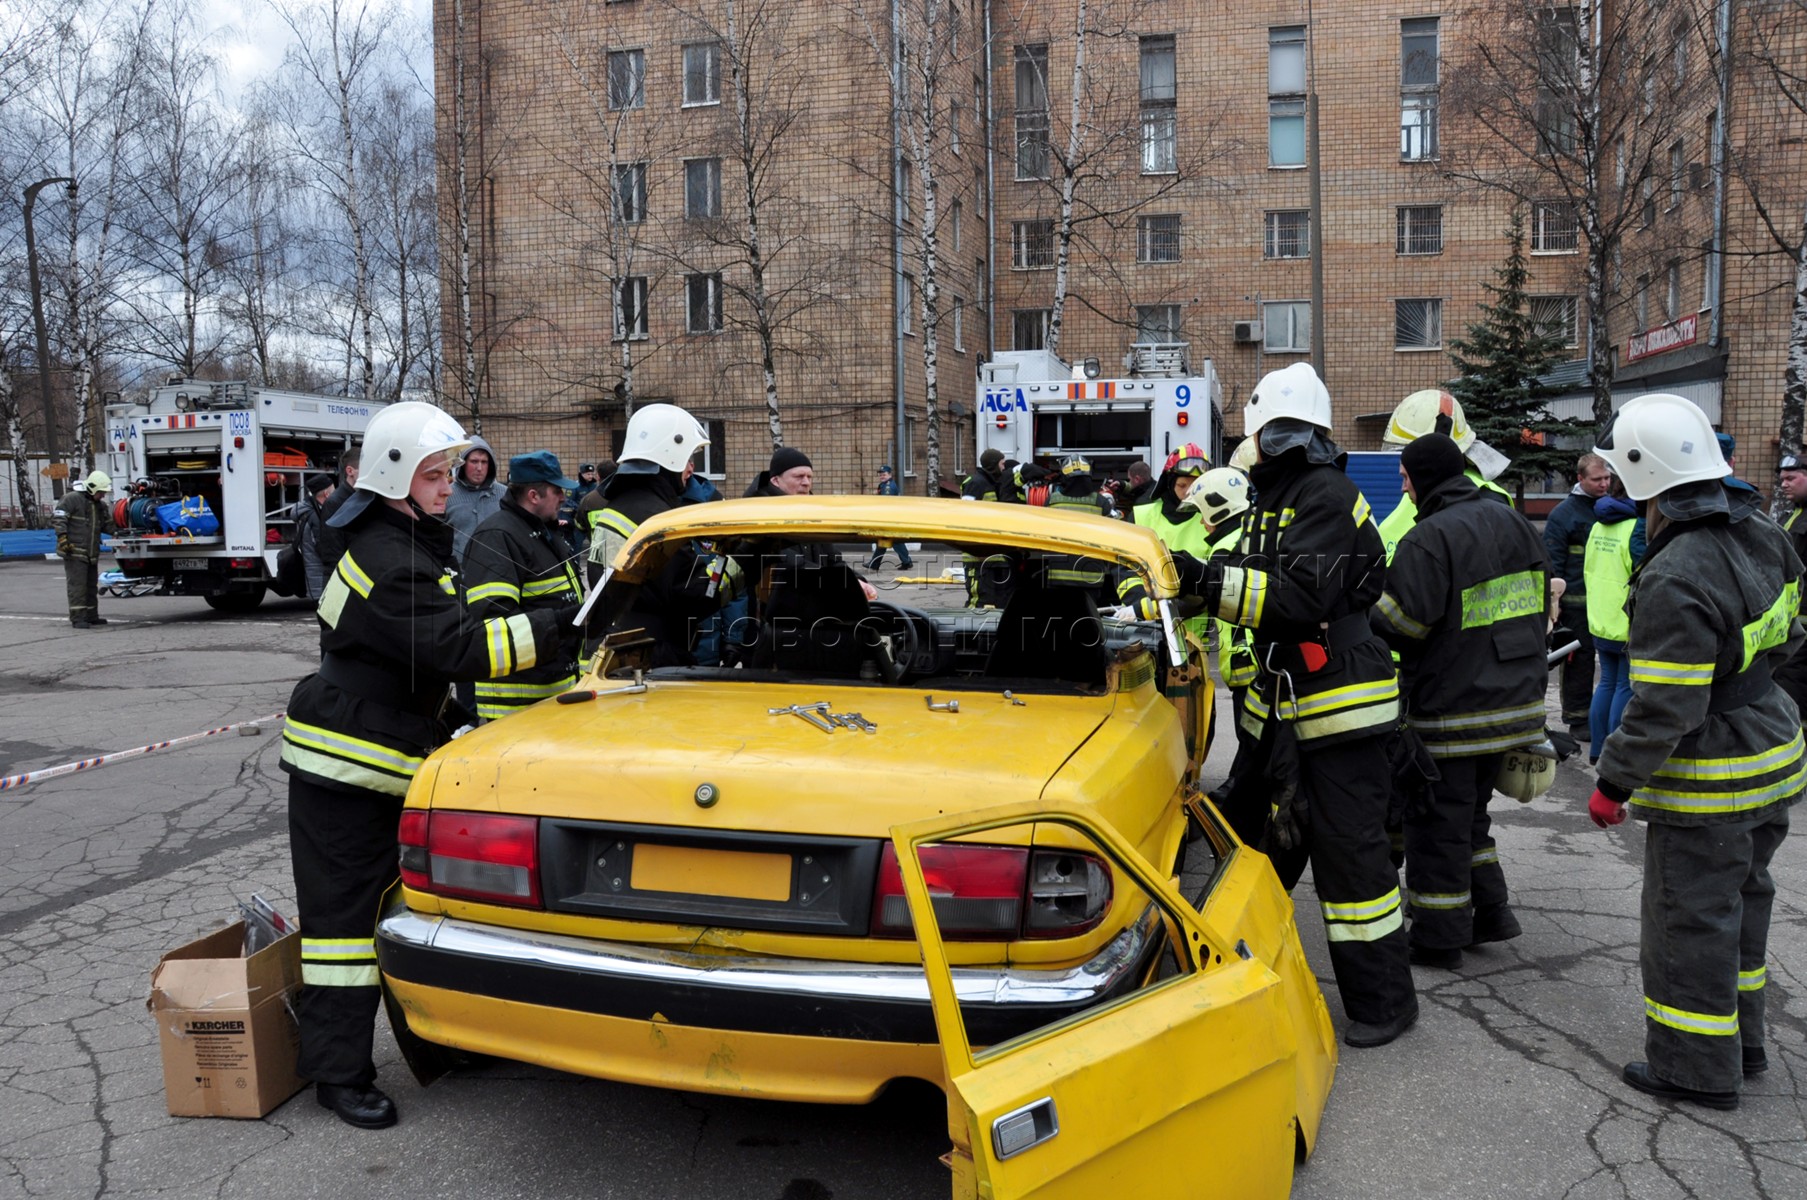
left=420, top=681, right=1115, bottom=832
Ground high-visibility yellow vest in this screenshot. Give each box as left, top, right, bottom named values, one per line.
left=1205, top=525, right=1257, bottom=687
left=1585, top=519, right=1636, bottom=642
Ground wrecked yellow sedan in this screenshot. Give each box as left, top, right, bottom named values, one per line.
left=376, top=496, right=1335, bottom=1197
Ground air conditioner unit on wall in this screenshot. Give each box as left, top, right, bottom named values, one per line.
left=1233, top=320, right=1263, bottom=344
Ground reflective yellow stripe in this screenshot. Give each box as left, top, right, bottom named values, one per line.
left=1324, top=908, right=1403, bottom=943
left=1738, top=965, right=1766, bottom=992
left=1471, top=847, right=1499, bottom=866
left=1375, top=592, right=1429, bottom=639
left=302, top=962, right=381, bottom=987
left=595, top=509, right=638, bottom=539
left=1424, top=729, right=1546, bottom=756
left=1644, top=997, right=1738, bottom=1036
left=1408, top=890, right=1471, bottom=910
left=279, top=739, right=413, bottom=796
left=476, top=676, right=576, bottom=699
left=522, top=577, right=576, bottom=598
left=1628, top=658, right=1715, bottom=685
left=283, top=718, right=424, bottom=776
left=1740, top=580, right=1797, bottom=669
left=1323, top=888, right=1400, bottom=922
left=301, top=937, right=375, bottom=959
left=1047, top=568, right=1105, bottom=585
left=1651, top=735, right=1804, bottom=781
left=1411, top=699, right=1549, bottom=731
left=467, top=580, right=521, bottom=605
left=317, top=571, right=350, bottom=628
left=338, top=553, right=374, bottom=598
left=437, top=571, right=457, bottom=597
left=1460, top=570, right=1544, bottom=630
left=1276, top=677, right=1401, bottom=719
left=1632, top=763, right=1807, bottom=815
left=506, top=612, right=539, bottom=672
left=485, top=616, right=512, bottom=675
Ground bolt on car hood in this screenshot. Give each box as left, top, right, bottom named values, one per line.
left=418, top=681, right=1118, bottom=830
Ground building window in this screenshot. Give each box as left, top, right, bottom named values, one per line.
left=682, top=42, right=721, bottom=106
left=1263, top=209, right=1310, bottom=259
left=1400, top=17, right=1439, bottom=161
left=1673, top=24, right=1689, bottom=90
left=1269, top=27, right=1306, bottom=168
left=1665, top=260, right=1682, bottom=320
left=1136, top=304, right=1181, bottom=344
left=697, top=419, right=728, bottom=479
left=898, top=157, right=913, bottom=222
left=1140, top=35, right=1177, bottom=174
left=614, top=276, right=648, bottom=341
left=950, top=98, right=962, bottom=156
left=900, top=273, right=914, bottom=336
left=952, top=296, right=966, bottom=352
left=1263, top=300, right=1310, bottom=353
left=1395, top=298, right=1442, bottom=350
left=949, top=200, right=962, bottom=254
left=608, top=49, right=644, bottom=111
left=1013, top=309, right=1051, bottom=350
left=686, top=272, right=723, bottom=333
left=685, top=158, right=721, bottom=219
left=1531, top=200, right=1578, bottom=253
left=1137, top=214, right=1181, bottom=263
left=1012, top=219, right=1054, bottom=269
left=613, top=162, right=647, bottom=224
left=1668, top=139, right=1684, bottom=210
left=1396, top=205, right=1443, bottom=255
left=1640, top=169, right=1656, bottom=227
left=1534, top=9, right=1578, bottom=156
left=1634, top=274, right=1650, bottom=333
left=1530, top=295, right=1579, bottom=347
left=1014, top=45, right=1050, bottom=180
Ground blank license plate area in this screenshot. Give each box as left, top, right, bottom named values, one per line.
left=173, top=558, right=208, bottom=570
left=630, top=844, right=792, bottom=902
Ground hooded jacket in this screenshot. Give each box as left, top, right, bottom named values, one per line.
left=1371, top=474, right=1549, bottom=757
left=1596, top=483, right=1807, bottom=826
left=444, top=436, right=504, bottom=562
left=1543, top=484, right=1599, bottom=600
left=464, top=496, right=584, bottom=719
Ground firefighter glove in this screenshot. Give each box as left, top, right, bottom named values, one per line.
left=56, top=537, right=71, bottom=558
left=1168, top=551, right=1223, bottom=609
left=1588, top=788, right=1628, bottom=828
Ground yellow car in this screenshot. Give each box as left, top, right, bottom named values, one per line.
left=376, top=496, right=1335, bottom=1198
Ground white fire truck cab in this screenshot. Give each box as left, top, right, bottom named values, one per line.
left=975, top=345, right=1224, bottom=482
left=103, top=380, right=387, bottom=611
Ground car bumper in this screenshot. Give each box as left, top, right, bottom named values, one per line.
left=375, top=906, right=1159, bottom=1100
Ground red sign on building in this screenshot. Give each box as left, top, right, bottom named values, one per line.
left=1625, top=313, right=1699, bottom=364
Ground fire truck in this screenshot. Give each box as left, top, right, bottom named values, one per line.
left=102, top=380, right=388, bottom=611
left=975, top=344, right=1225, bottom=481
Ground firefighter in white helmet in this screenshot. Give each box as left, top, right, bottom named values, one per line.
left=1375, top=389, right=1512, bottom=562
left=280, top=402, right=576, bottom=1130
left=1168, top=362, right=1417, bottom=1049
left=53, top=470, right=115, bottom=628
left=1588, top=393, right=1804, bottom=1111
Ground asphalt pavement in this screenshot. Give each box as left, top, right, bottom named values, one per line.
left=0, top=556, right=1802, bottom=1199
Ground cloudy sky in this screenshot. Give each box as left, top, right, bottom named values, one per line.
left=200, top=0, right=435, bottom=104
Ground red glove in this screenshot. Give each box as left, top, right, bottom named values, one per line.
left=1588, top=789, right=1627, bottom=828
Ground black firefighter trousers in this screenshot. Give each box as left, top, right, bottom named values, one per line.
left=1266, top=734, right=1417, bottom=1028
left=1404, top=752, right=1511, bottom=951
left=1641, top=805, right=1789, bottom=1095
left=289, top=774, right=403, bottom=1088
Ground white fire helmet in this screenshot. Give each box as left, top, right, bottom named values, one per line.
left=354, top=402, right=472, bottom=499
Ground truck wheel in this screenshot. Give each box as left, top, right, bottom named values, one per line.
left=204, top=586, right=266, bottom=613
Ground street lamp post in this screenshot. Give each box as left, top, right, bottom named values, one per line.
left=24, top=176, right=76, bottom=511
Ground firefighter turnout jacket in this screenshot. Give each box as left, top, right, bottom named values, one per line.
left=1370, top=474, right=1549, bottom=757
left=53, top=487, right=113, bottom=561
left=1596, top=485, right=1807, bottom=825
left=1215, top=450, right=1400, bottom=744
left=464, top=497, right=584, bottom=720
left=1377, top=465, right=1510, bottom=562
left=280, top=503, right=567, bottom=796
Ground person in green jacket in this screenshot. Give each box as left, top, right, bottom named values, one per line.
left=1584, top=475, right=1645, bottom=763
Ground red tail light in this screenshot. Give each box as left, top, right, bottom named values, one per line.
left=397, top=809, right=541, bottom=908
left=871, top=843, right=1112, bottom=940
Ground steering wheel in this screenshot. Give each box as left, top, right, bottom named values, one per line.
left=866, top=600, right=925, bottom=681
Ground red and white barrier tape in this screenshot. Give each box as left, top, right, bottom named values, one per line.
left=0, top=711, right=287, bottom=792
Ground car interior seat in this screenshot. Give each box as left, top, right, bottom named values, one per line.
left=983, top=577, right=1109, bottom=686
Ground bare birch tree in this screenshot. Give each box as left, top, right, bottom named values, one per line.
left=1449, top=1, right=1680, bottom=428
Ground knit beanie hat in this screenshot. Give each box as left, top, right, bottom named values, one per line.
left=1400, top=432, right=1466, bottom=496
left=769, top=446, right=812, bottom=475
left=980, top=448, right=1004, bottom=472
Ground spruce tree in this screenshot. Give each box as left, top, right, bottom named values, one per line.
left=1448, top=212, right=1588, bottom=490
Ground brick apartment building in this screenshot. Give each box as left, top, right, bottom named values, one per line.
left=435, top=1, right=1804, bottom=495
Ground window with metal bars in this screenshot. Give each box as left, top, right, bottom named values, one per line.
left=1531, top=201, right=1579, bottom=253
left=1395, top=298, right=1442, bottom=349
left=1015, top=45, right=1050, bottom=180
left=1263, top=210, right=1309, bottom=258
left=1400, top=18, right=1439, bottom=161
left=1012, top=219, right=1054, bottom=269
left=1396, top=205, right=1443, bottom=255
left=1138, top=214, right=1181, bottom=263
left=1529, top=295, right=1579, bottom=347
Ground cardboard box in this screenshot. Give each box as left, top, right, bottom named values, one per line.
left=148, top=922, right=305, bottom=1118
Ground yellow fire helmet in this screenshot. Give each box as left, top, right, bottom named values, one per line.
left=1384, top=389, right=1475, bottom=453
